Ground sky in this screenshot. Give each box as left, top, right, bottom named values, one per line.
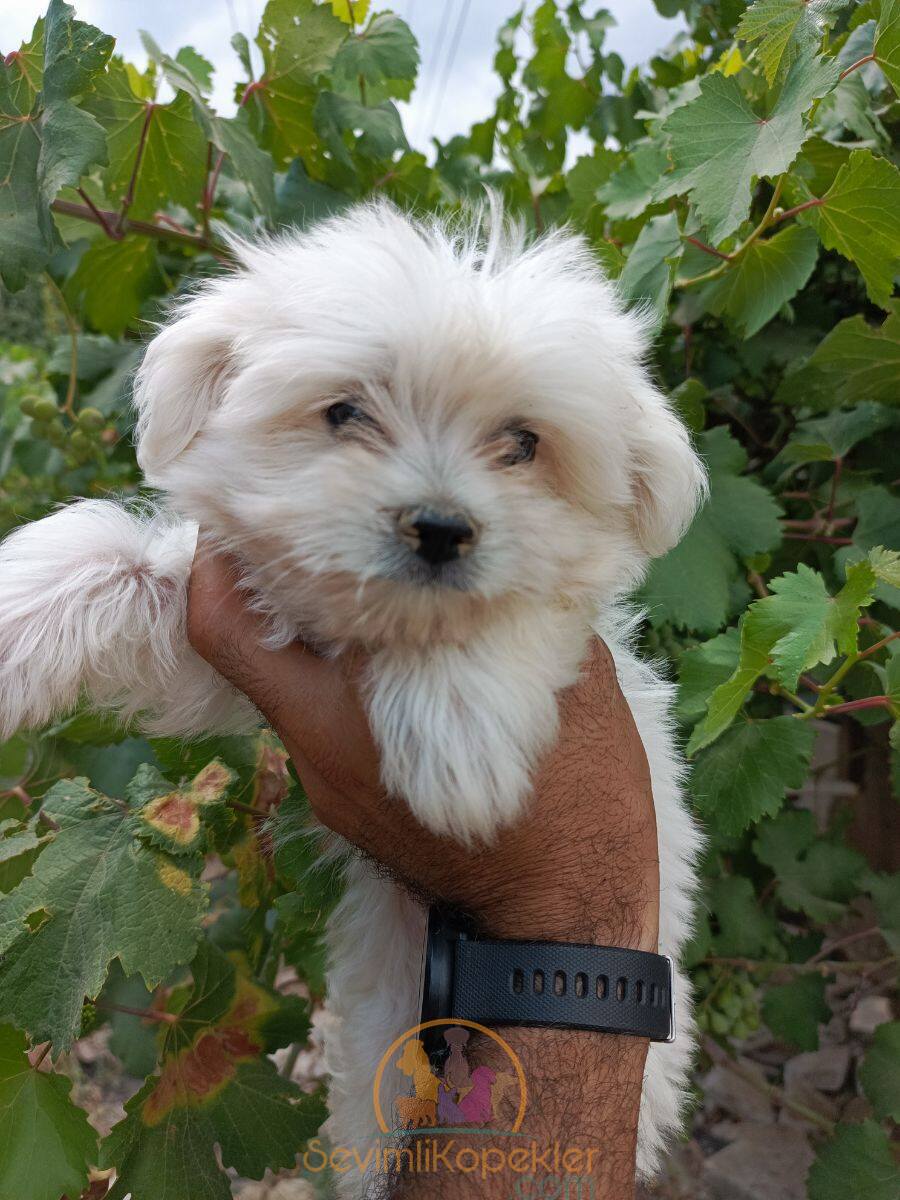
left=1, top=1, right=685, bottom=150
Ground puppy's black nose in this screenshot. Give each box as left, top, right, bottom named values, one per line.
left=397, top=507, right=477, bottom=566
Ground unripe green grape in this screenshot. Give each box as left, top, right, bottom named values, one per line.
left=79, top=1000, right=100, bottom=1038
left=19, top=395, right=39, bottom=418
left=710, top=1011, right=730, bottom=1035
left=732, top=1018, right=751, bottom=1039
left=46, top=421, right=67, bottom=448
left=70, top=429, right=92, bottom=453
left=77, top=406, right=105, bottom=432
left=720, top=992, right=742, bottom=1019
left=34, top=397, right=59, bottom=422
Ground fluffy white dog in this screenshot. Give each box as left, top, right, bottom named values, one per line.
left=0, top=202, right=706, bottom=1190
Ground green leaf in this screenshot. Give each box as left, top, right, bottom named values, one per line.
left=0, top=776, right=210, bottom=1050
left=131, top=761, right=234, bottom=855
left=678, top=628, right=741, bottom=724
left=708, top=875, right=779, bottom=957
left=595, top=140, right=668, bottom=221
left=865, top=869, right=900, bottom=955
left=333, top=13, right=419, bottom=102
left=66, top=236, right=165, bottom=337
left=761, top=972, right=828, bottom=1050
left=753, top=809, right=866, bottom=922
left=859, top=1021, right=900, bottom=1122
left=661, top=50, right=839, bottom=243
left=737, top=0, right=849, bottom=85
left=807, top=1121, right=900, bottom=1200
left=874, top=0, right=900, bottom=97
left=103, top=942, right=322, bottom=1200
left=798, top=150, right=900, bottom=310
left=691, top=716, right=816, bottom=835
left=565, top=148, right=621, bottom=225
left=142, top=32, right=276, bottom=221
left=84, top=61, right=207, bottom=219
left=776, top=306, right=900, bottom=410
left=618, top=211, right=683, bottom=329
left=332, top=0, right=370, bottom=22
left=778, top=402, right=899, bottom=464
left=689, top=557, right=879, bottom=751
left=174, top=46, right=214, bottom=95
left=276, top=158, right=352, bottom=228
left=0, top=2, right=112, bottom=289
left=0, top=1024, right=97, bottom=1200
left=704, top=224, right=818, bottom=338
left=643, top=427, right=782, bottom=634
left=252, top=1, right=347, bottom=167
left=315, top=91, right=407, bottom=164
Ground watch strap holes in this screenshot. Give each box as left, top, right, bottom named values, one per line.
left=596, top=975, right=608, bottom=1000
left=512, top=968, right=524, bottom=993
left=553, top=971, right=566, bottom=996
left=574, top=972, right=587, bottom=997
left=533, top=969, right=544, bottom=994
left=616, top=977, right=627, bottom=1002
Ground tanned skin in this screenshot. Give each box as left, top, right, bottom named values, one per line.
left=187, top=542, right=660, bottom=1198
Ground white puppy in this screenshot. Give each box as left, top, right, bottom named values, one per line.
left=0, top=203, right=706, bottom=1189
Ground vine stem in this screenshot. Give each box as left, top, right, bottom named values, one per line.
left=50, top=199, right=228, bottom=259
left=203, top=80, right=263, bottom=218
left=32, top=1041, right=52, bottom=1068
left=808, top=925, right=880, bottom=966
left=44, top=274, right=78, bottom=419
left=95, top=1001, right=178, bottom=1024
left=702, top=1037, right=836, bottom=1135
left=839, top=52, right=876, bottom=81
left=820, top=696, right=892, bottom=717
left=772, top=196, right=823, bottom=226
left=684, top=234, right=732, bottom=261
left=117, top=102, right=156, bottom=235
left=677, top=177, right=784, bottom=288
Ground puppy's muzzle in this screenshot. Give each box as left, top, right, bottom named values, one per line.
left=396, top=506, right=478, bottom=566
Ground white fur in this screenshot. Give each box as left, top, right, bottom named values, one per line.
left=0, top=203, right=707, bottom=1193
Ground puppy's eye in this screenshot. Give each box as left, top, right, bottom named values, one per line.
left=325, top=400, right=366, bottom=429
left=501, top=428, right=539, bottom=466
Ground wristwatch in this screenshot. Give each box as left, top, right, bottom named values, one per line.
left=419, top=905, right=675, bottom=1059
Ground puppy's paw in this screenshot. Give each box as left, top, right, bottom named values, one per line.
left=365, top=645, right=560, bottom=843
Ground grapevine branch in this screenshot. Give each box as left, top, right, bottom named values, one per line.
left=44, top=274, right=78, bottom=419
left=117, top=102, right=156, bottom=234
left=50, top=199, right=229, bottom=259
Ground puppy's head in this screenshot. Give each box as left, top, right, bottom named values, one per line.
left=134, top=203, right=706, bottom=646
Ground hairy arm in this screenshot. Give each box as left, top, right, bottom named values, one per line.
left=188, top=545, right=658, bottom=1197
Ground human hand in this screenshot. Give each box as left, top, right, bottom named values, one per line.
left=187, top=540, right=659, bottom=951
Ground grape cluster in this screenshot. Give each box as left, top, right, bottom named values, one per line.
left=78, top=999, right=101, bottom=1039
left=19, top=396, right=108, bottom=465
left=694, top=966, right=760, bottom=1040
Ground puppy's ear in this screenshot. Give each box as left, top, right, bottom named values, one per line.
left=133, top=297, right=235, bottom=481
left=629, top=384, right=708, bottom=558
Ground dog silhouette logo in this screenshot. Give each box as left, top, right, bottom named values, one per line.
left=372, top=1019, right=527, bottom=1135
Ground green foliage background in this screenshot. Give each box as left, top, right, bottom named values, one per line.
left=0, top=1, right=899, bottom=1197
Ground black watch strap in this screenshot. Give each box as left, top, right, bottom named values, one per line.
left=453, top=937, right=675, bottom=1041
left=422, top=907, right=675, bottom=1044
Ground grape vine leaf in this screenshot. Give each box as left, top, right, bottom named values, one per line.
left=141, top=31, right=276, bottom=221
left=797, top=149, right=900, bottom=310
left=0, top=1024, right=97, bottom=1200
left=617, top=211, right=683, bottom=328
left=252, top=0, right=347, bottom=168
left=0, top=1, right=112, bottom=289
left=858, top=1021, right=900, bottom=1122
left=690, top=716, right=816, bottom=835
left=315, top=91, right=408, bottom=164
left=761, top=972, right=829, bottom=1050
left=0, top=772, right=214, bottom=1051
left=642, top=426, right=782, bottom=634
left=565, top=148, right=621, bottom=227
left=66, top=235, right=165, bottom=337
left=661, top=49, right=839, bottom=243
left=707, top=875, right=780, bottom=957
left=332, top=0, right=371, bottom=22
left=736, top=0, right=849, bottom=85
left=778, top=402, right=900, bottom=465
left=874, top=0, right=900, bottom=97
left=84, top=61, right=207, bottom=219
left=753, top=809, right=867, bottom=922
left=807, top=1120, right=900, bottom=1200
left=595, top=140, right=669, bottom=220
left=688, top=556, right=880, bottom=752
left=704, top=224, right=819, bottom=337
left=677, top=627, right=741, bottom=725
left=103, top=941, right=322, bottom=1200
left=775, top=305, right=900, bottom=410
left=133, top=760, right=234, bottom=855
left=333, top=13, right=419, bottom=102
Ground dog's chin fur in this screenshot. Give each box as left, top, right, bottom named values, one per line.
left=0, top=201, right=708, bottom=1195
